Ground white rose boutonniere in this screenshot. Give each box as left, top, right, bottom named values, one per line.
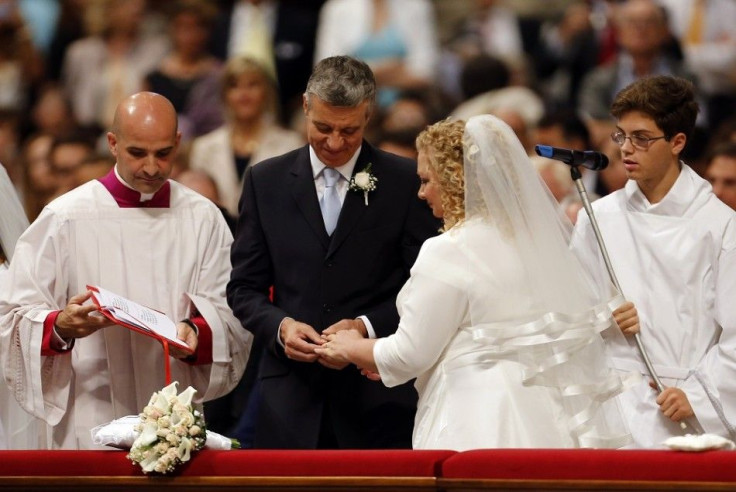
left=349, top=163, right=378, bottom=205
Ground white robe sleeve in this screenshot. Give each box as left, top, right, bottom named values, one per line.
left=570, top=210, right=602, bottom=276
left=0, top=209, right=73, bottom=426
left=181, top=211, right=252, bottom=403
left=374, top=237, right=468, bottom=387
left=680, top=241, right=736, bottom=438
left=374, top=273, right=467, bottom=387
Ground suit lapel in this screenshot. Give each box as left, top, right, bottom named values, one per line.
left=290, top=149, right=330, bottom=249
left=327, top=146, right=373, bottom=258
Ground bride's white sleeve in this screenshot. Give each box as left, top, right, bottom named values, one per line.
left=373, top=238, right=468, bottom=387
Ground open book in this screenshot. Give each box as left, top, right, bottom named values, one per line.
left=87, top=285, right=193, bottom=354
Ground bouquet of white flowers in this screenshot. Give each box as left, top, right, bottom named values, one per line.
left=127, top=382, right=208, bottom=474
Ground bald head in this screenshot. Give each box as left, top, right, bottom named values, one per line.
left=111, top=92, right=178, bottom=136
left=176, top=169, right=221, bottom=204
left=107, top=92, right=181, bottom=194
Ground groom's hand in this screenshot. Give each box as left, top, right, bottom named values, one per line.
left=322, top=319, right=368, bottom=337
left=280, top=318, right=323, bottom=362
left=319, top=319, right=367, bottom=370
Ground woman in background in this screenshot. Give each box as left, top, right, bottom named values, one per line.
left=144, top=0, right=221, bottom=141
left=61, top=0, right=168, bottom=130
left=189, top=56, right=303, bottom=217
left=20, top=133, right=56, bottom=221
left=314, top=0, right=438, bottom=108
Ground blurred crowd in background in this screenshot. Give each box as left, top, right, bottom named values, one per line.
left=4, top=0, right=736, bottom=228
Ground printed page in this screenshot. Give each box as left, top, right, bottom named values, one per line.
left=89, top=285, right=183, bottom=347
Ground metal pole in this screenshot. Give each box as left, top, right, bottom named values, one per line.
left=570, top=166, right=692, bottom=433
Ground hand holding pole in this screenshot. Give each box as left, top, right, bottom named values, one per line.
left=569, top=164, right=692, bottom=433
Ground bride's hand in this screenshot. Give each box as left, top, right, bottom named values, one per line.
left=314, top=329, right=363, bottom=367
left=360, top=368, right=382, bottom=381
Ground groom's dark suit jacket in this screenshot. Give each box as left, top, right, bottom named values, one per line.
left=227, top=142, right=439, bottom=449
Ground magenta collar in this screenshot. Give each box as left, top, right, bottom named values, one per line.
left=98, top=169, right=170, bottom=208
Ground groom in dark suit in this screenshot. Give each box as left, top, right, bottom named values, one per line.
left=227, top=56, right=439, bottom=449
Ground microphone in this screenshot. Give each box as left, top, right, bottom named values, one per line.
left=534, top=145, right=608, bottom=171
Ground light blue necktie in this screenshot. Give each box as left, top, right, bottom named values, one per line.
left=320, top=167, right=341, bottom=235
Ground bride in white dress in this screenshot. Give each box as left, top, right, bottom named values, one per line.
left=0, top=163, right=43, bottom=449
left=317, top=114, right=636, bottom=450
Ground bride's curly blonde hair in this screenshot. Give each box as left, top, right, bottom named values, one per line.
left=415, top=119, right=466, bottom=231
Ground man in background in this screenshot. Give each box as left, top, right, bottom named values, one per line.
left=705, top=142, right=736, bottom=210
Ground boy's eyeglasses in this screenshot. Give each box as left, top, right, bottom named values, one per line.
left=611, top=131, right=666, bottom=150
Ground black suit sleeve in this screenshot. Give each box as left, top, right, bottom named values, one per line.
left=227, top=166, right=288, bottom=342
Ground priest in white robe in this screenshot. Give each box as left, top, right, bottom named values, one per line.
left=0, top=92, right=252, bottom=449
left=571, top=75, right=736, bottom=447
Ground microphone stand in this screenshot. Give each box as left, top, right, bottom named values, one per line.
left=569, top=165, right=693, bottom=433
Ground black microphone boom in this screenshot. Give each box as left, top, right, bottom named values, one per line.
left=535, top=145, right=608, bottom=171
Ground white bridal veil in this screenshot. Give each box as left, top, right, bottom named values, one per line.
left=0, top=164, right=28, bottom=262
left=0, top=163, right=43, bottom=449
left=463, top=115, right=617, bottom=313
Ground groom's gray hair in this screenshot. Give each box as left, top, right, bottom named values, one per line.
left=305, top=56, right=376, bottom=111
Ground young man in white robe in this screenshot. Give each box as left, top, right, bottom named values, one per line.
left=571, top=75, right=736, bottom=447
left=0, top=92, right=252, bottom=449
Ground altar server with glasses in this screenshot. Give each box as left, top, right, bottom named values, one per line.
left=571, top=75, right=736, bottom=448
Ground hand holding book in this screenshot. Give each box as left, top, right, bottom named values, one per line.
left=54, top=290, right=114, bottom=340
left=87, top=285, right=194, bottom=354
left=169, top=321, right=199, bottom=359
